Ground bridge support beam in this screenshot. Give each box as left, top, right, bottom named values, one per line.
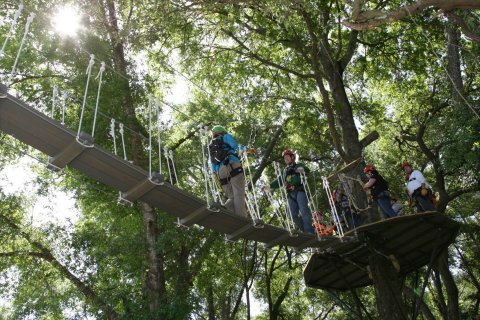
left=47, top=132, right=94, bottom=171
left=227, top=219, right=263, bottom=241
left=265, top=232, right=294, bottom=249
left=120, top=172, right=164, bottom=203
left=180, top=206, right=212, bottom=227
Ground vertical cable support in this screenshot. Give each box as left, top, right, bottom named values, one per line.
left=77, top=54, right=95, bottom=137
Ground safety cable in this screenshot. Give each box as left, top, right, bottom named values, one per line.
left=273, top=161, right=297, bottom=233
left=109, top=118, right=123, bottom=202
left=7, top=12, right=35, bottom=86
left=241, top=150, right=261, bottom=220
left=263, top=188, right=288, bottom=231
left=198, top=127, right=211, bottom=207
left=77, top=54, right=95, bottom=138
left=91, top=61, right=106, bottom=138
left=300, top=171, right=328, bottom=239
left=338, top=173, right=370, bottom=213
left=0, top=4, right=24, bottom=58
left=168, top=149, right=179, bottom=187
left=50, top=85, right=58, bottom=118
left=163, top=146, right=173, bottom=183
left=155, top=99, right=163, bottom=175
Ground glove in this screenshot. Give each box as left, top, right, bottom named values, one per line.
left=261, top=185, right=270, bottom=193
left=296, top=167, right=305, bottom=174
left=246, top=148, right=256, bottom=155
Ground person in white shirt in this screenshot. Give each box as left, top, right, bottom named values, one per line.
left=402, top=161, right=435, bottom=212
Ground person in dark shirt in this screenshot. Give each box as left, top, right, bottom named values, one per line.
left=265, top=149, right=315, bottom=234
left=363, top=165, right=397, bottom=219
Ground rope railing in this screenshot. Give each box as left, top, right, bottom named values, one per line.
left=240, top=150, right=261, bottom=221
left=77, top=54, right=95, bottom=138
left=273, top=161, right=297, bottom=234
left=322, top=176, right=344, bottom=238
left=7, top=12, right=35, bottom=86
left=0, top=4, right=24, bottom=58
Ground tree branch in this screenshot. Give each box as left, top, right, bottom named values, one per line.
left=251, top=125, right=283, bottom=184
left=445, top=12, right=480, bottom=43
left=343, top=0, right=480, bottom=31
left=221, top=29, right=314, bottom=79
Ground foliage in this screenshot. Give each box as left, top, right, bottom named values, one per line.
left=0, top=0, right=478, bottom=319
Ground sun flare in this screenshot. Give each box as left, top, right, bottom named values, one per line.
left=52, top=5, right=81, bottom=37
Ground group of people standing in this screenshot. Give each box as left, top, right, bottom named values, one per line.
left=209, top=125, right=437, bottom=236
left=362, top=162, right=436, bottom=221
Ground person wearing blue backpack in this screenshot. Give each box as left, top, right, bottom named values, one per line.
left=209, top=125, right=250, bottom=218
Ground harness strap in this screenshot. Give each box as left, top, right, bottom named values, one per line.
left=218, top=165, right=243, bottom=185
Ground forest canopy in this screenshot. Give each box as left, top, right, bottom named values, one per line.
left=0, top=1, right=478, bottom=319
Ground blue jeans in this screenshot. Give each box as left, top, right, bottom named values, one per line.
left=343, top=207, right=361, bottom=230
left=375, top=191, right=397, bottom=219
left=287, top=191, right=315, bottom=234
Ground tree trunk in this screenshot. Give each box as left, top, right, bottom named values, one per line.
left=207, top=285, right=216, bottom=320
left=403, top=286, right=436, bottom=320
left=445, top=23, right=464, bottom=109
left=101, top=0, right=166, bottom=314
left=140, top=202, right=166, bottom=312
left=369, top=252, right=408, bottom=320
left=436, top=250, right=460, bottom=320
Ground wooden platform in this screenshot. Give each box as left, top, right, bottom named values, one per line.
left=303, top=212, right=460, bottom=291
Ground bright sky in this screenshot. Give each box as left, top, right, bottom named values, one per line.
left=52, top=5, right=82, bottom=37
left=0, top=156, right=80, bottom=227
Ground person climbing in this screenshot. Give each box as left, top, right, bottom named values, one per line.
left=363, top=165, right=397, bottom=219
left=335, top=184, right=361, bottom=230
left=263, top=149, right=315, bottom=234
left=402, top=161, right=436, bottom=212
left=209, top=125, right=248, bottom=218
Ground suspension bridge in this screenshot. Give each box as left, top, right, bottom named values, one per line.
left=0, top=5, right=460, bottom=292
left=0, top=83, right=460, bottom=290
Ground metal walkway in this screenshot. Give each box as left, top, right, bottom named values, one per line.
left=0, top=84, right=351, bottom=250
